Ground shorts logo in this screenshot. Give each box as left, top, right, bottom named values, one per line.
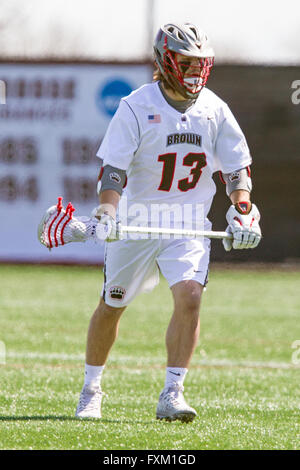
left=109, top=172, right=121, bottom=184
left=109, top=286, right=126, bottom=300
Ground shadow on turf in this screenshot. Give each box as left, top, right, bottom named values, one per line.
left=0, top=415, right=156, bottom=424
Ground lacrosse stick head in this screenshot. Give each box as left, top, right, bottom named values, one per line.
left=38, top=197, right=98, bottom=249
left=38, top=197, right=75, bottom=249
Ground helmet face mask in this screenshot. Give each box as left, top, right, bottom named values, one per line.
left=154, top=23, right=214, bottom=99
left=164, top=50, right=214, bottom=98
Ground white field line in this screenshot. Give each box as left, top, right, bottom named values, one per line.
left=5, top=351, right=300, bottom=369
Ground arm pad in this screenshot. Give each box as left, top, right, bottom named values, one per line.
left=97, top=164, right=127, bottom=196
left=221, top=167, right=252, bottom=197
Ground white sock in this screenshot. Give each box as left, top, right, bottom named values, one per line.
left=165, top=367, right=188, bottom=389
left=84, top=363, right=105, bottom=389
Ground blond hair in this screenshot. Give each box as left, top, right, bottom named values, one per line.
left=152, top=64, right=172, bottom=90
left=152, top=64, right=162, bottom=82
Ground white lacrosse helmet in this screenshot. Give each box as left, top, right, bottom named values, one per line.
left=154, top=23, right=214, bottom=99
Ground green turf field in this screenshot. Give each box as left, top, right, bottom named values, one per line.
left=0, top=264, right=299, bottom=450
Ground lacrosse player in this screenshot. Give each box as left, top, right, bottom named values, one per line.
left=39, top=23, right=261, bottom=422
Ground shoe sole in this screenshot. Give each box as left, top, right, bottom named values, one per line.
left=156, top=411, right=197, bottom=423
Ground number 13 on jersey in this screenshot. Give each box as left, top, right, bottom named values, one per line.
left=157, top=152, right=207, bottom=192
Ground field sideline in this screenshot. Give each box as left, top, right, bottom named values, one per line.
left=0, top=263, right=299, bottom=450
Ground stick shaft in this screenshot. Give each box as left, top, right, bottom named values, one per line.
left=121, top=225, right=232, bottom=240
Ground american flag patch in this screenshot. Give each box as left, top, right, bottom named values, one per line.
left=148, top=114, right=161, bottom=123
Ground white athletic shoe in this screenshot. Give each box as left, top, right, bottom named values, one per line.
left=156, top=384, right=197, bottom=422
left=75, top=385, right=103, bottom=419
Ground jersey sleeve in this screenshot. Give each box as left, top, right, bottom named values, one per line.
left=214, top=104, right=252, bottom=174
left=96, top=99, right=140, bottom=171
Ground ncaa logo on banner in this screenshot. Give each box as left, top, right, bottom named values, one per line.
left=96, top=78, right=132, bottom=117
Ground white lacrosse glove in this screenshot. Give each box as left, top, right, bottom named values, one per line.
left=38, top=197, right=98, bottom=249
left=91, top=206, right=121, bottom=242
left=223, top=201, right=262, bottom=251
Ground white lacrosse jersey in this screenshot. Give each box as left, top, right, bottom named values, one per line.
left=96, top=82, right=252, bottom=229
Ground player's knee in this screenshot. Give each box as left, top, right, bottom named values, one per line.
left=95, top=298, right=125, bottom=320
left=181, top=293, right=201, bottom=314
left=173, top=281, right=203, bottom=313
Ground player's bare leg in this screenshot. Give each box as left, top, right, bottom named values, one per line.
left=86, top=298, right=126, bottom=366
left=167, top=280, right=203, bottom=367
left=76, top=298, right=126, bottom=418
left=156, top=280, right=203, bottom=422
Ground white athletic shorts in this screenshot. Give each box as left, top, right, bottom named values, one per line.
left=101, top=236, right=211, bottom=307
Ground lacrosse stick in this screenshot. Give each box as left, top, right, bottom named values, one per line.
left=120, top=225, right=232, bottom=240
left=95, top=223, right=232, bottom=240
left=38, top=197, right=233, bottom=249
